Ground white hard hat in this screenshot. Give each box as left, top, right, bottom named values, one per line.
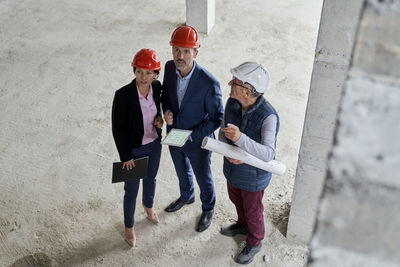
left=230, top=61, right=270, bottom=93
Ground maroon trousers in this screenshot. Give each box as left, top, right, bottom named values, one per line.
left=227, top=182, right=265, bottom=246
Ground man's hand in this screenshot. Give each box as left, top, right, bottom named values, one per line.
left=163, top=111, right=173, bottom=126
left=226, top=157, right=243, bottom=165
left=221, top=123, right=241, bottom=142
left=154, top=115, right=164, bottom=128
left=122, top=159, right=135, bottom=170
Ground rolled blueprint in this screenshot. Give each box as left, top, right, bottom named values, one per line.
left=201, top=137, right=286, bottom=176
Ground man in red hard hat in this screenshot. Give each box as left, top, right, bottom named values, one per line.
left=162, top=25, right=224, bottom=232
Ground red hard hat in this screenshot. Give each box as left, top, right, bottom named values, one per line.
left=169, top=25, right=200, bottom=48
left=131, top=49, right=161, bottom=71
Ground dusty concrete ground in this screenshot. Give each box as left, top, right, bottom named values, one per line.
left=0, top=0, right=322, bottom=266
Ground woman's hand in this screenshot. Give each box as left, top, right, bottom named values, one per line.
left=154, top=115, right=164, bottom=128
left=122, top=159, right=135, bottom=170
left=226, top=157, right=243, bottom=165
left=163, top=111, right=173, bottom=126
left=221, top=123, right=241, bottom=142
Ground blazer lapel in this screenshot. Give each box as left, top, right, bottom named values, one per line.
left=130, top=79, right=143, bottom=123
left=169, top=65, right=180, bottom=112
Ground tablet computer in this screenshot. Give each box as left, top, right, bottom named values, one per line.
left=161, top=128, right=193, bottom=147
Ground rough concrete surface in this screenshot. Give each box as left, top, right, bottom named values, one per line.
left=309, top=1, right=400, bottom=266
left=286, top=0, right=365, bottom=245
left=0, top=0, right=322, bottom=266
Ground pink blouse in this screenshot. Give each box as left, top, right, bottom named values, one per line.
left=137, top=86, right=159, bottom=145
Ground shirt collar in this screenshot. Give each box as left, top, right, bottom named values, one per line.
left=137, top=84, right=153, bottom=100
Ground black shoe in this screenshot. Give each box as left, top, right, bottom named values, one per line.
left=196, top=211, right=213, bottom=232
left=235, top=243, right=262, bottom=265
left=220, top=222, right=249, bottom=237
left=164, top=197, right=195, bottom=212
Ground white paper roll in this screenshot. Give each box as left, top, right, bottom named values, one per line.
left=201, top=137, right=286, bottom=176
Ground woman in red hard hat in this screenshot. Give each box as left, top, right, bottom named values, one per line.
left=112, top=48, right=164, bottom=247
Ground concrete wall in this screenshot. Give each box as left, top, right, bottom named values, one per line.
left=287, top=0, right=364, bottom=244
left=309, top=0, right=400, bottom=266
left=186, top=0, right=215, bottom=34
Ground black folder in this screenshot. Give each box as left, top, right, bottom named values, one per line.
left=112, top=156, right=149, bottom=183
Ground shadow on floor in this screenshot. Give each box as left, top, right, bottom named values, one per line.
left=269, top=201, right=291, bottom=237
left=8, top=253, right=53, bottom=267
left=8, top=222, right=128, bottom=267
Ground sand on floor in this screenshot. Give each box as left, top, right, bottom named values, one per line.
left=0, top=0, right=322, bottom=266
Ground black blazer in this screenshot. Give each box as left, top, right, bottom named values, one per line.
left=112, top=79, right=163, bottom=162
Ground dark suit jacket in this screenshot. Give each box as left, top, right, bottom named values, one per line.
left=161, top=60, right=224, bottom=143
left=112, top=79, right=162, bottom=162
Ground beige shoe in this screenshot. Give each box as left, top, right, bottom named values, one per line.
left=143, top=204, right=159, bottom=224
left=124, top=226, right=136, bottom=247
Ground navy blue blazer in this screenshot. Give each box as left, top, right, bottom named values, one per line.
left=161, top=60, right=224, bottom=143
left=112, top=79, right=162, bottom=162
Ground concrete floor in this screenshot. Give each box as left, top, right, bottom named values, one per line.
left=0, top=0, right=322, bottom=266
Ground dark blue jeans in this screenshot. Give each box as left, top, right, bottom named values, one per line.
left=124, top=137, right=161, bottom=228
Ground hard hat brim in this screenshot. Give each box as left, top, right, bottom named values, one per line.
left=169, top=40, right=200, bottom=48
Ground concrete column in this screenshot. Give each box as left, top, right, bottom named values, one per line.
left=186, top=0, right=215, bottom=34
left=286, top=0, right=364, bottom=244
left=309, top=0, right=400, bottom=265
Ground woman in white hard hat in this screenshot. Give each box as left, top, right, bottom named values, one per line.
left=219, top=61, right=280, bottom=264
left=112, top=49, right=164, bottom=247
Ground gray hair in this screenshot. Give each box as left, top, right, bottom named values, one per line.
left=244, top=82, right=263, bottom=98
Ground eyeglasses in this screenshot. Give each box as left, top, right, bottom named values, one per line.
left=231, top=80, right=249, bottom=90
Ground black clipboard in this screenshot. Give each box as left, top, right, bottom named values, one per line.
left=112, top=156, right=149, bottom=183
